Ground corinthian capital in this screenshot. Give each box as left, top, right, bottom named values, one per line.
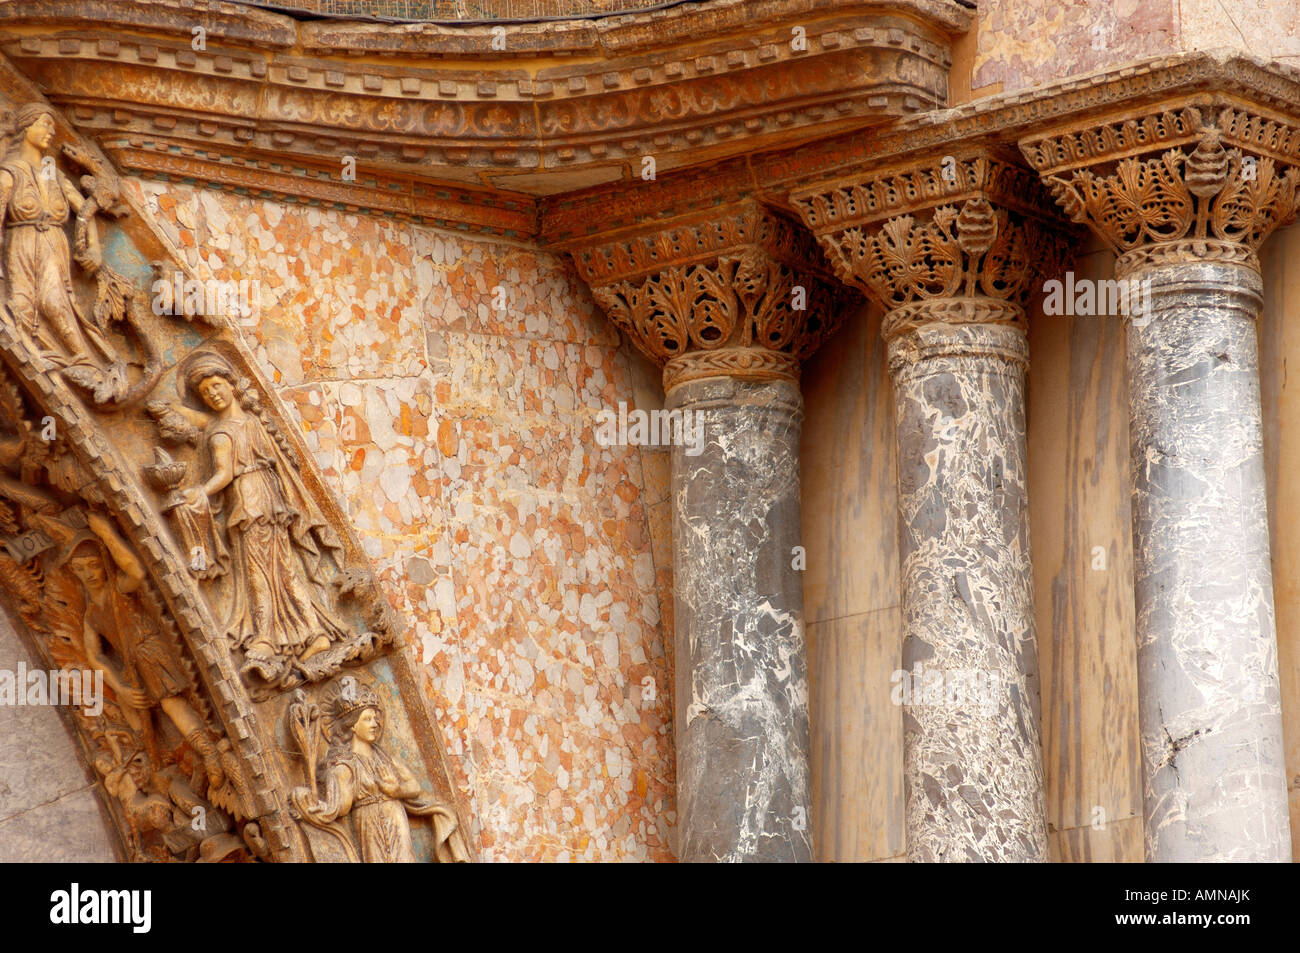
left=1020, top=102, right=1300, bottom=277
left=789, top=150, right=1075, bottom=358
left=563, top=199, right=851, bottom=392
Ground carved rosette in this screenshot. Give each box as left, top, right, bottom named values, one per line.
left=568, top=200, right=851, bottom=392
left=1021, top=103, right=1300, bottom=278
left=790, top=152, right=1074, bottom=369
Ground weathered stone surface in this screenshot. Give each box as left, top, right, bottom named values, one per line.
left=889, top=314, right=1047, bottom=862
left=668, top=375, right=810, bottom=862
left=0, top=610, right=115, bottom=858
left=1028, top=97, right=1300, bottom=862
left=0, top=787, right=119, bottom=863
left=791, top=152, right=1070, bottom=862
left=1123, top=258, right=1290, bottom=861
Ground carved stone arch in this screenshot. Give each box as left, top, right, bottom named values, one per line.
left=0, top=61, right=474, bottom=862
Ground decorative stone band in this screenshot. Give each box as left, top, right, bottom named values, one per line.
left=1021, top=102, right=1300, bottom=269
left=663, top=346, right=801, bottom=392
left=881, top=297, right=1029, bottom=381
left=1114, top=237, right=1262, bottom=281
left=4, top=0, right=966, bottom=206
left=565, top=199, right=851, bottom=394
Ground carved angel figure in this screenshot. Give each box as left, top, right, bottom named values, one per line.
left=41, top=510, right=225, bottom=790
left=166, top=350, right=347, bottom=680
left=0, top=104, right=122, bottom=372
left=290, top=681, right=465, bottom=863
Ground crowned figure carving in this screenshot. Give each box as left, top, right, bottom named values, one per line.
left=288, top=679, right=467, bottom=863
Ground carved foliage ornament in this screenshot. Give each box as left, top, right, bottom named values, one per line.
left=791, top=155, right=1073, bottom=321
left=1026, top=106, right=1300, bottom=273
left=809, top=196, right=1070, bottom=315
left=576, top=204, right=851, bottom=387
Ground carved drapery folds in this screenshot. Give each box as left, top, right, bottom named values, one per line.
left=569, top=200, right=849, bottom=391
left=0, top=86, right=472, bottom=862
left=1021, top=103, right=1300, bottom=276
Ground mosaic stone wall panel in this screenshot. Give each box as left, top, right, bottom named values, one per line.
left=128, top=177, right=676, bottom=862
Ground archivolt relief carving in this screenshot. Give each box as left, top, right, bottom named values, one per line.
left=0, top=369, right=257, bottom=861
left=0, top=89, right=472, bottom=862
left=288, top=678, right=468, bottom=864
left=1, top=104, right=161, bottom=407
left=143, top=349, right=395, bottom=694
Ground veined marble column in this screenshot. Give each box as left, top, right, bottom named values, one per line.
left=887, top=304, right=1045, bottom=861
left=1025, top=112, right=1300, bottom=861
left=793, top=154, right=1073, bottom=861
left=566, top=200, right=847, bottom=862
left=666, top=372, right=808, bottom=862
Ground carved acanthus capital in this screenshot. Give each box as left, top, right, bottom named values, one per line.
left=568, top=200, right=852, bottom=392
left=790, top=152, right=1075, bottom=364
left=1021, top=103, right=1300, bottom=277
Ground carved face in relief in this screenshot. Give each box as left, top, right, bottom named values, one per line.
left=126, top=751, right=152, bottom=790
left=23, top=112, right=55, bottom=152
left=353, top=707, right=380, bottom=744
left=196, top=375, right=234, bottom=413
left=67, top=543, right=108, bottom=592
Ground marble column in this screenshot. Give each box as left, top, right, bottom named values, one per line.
left=1122, top=256, right=1287, bottom=861
left=667, top=373, right=810, bottom=862
left=792, top=153, right=1072, bottom=861
left=1026, top=114, right=1300, bottom=861
left=886, top=305, right=1046, bottom=861
left=565, top=200, right=847, bottom=862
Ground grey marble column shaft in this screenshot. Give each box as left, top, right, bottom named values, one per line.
left=668, top=374, right=812, bottom=862
left=1121, top=256, right=1291, bottom=862
left=888, top=306, right=1048, bottom=862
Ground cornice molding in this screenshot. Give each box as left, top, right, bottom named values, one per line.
left=99, top=133, right=538, bottom=238
left=0, top=0, right=960, bottom=205
left=541, top=51, right=1300, bottom=244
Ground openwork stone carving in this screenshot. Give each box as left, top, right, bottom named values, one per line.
left=792, top=153, right=1074, bottom=338
left=1022, top=104, right=1300, bottom=277
left=790, top=150, right=1073, bottom=862
left=1022, top=96, right=1300, bottom=862
left=568, top=200, right=850, bottom=391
